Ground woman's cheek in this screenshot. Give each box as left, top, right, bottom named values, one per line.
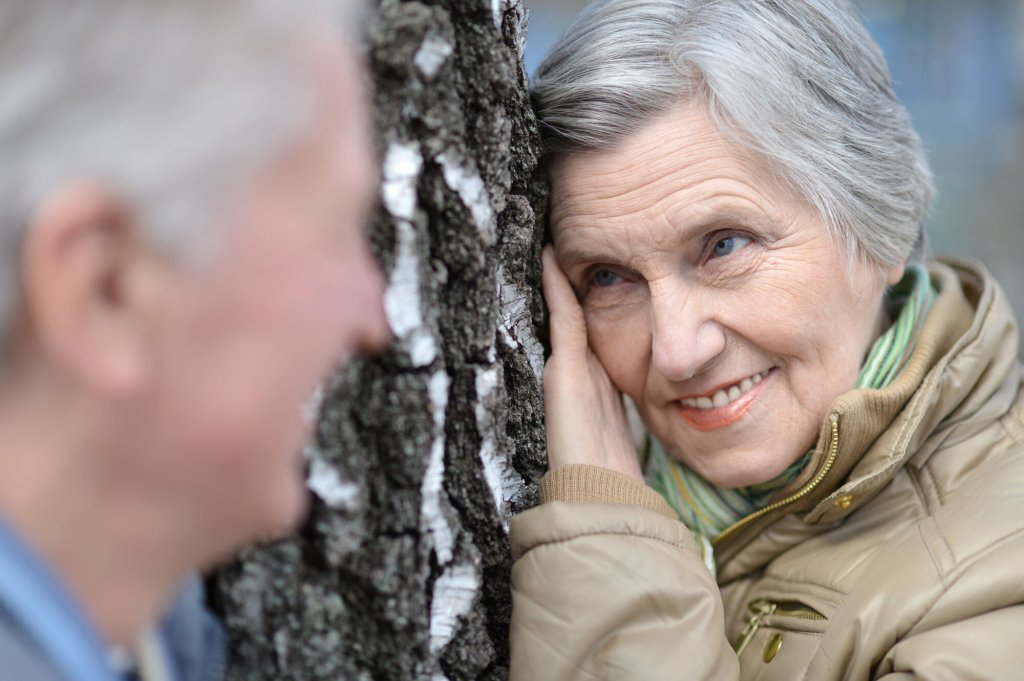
left=586, top=304, right=651, bottom=391
left=584, top=298, right=646, bottom=354
left=582, top=279, right=646, bottom=314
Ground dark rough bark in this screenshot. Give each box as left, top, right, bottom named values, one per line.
left=210, top=1, right=547, bottom=679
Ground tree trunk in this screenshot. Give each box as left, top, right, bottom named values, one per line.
left=211, top=1, right=547, bottom=679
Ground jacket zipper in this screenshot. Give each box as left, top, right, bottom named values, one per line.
left=715, top=413, right=841, bottom=547
left=734, top=599, right=827, bottom=656
left=734, top=600, right=775, bottom=656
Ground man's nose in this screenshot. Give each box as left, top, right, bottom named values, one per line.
left=648, top=279, right=726, bottom=382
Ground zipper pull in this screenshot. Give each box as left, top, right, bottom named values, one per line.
left=734, top=599, right=776, bottom=656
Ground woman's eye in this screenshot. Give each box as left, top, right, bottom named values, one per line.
left=711, top=235, right=752, bottom=258
left=593, top=269, right=621, bottom=287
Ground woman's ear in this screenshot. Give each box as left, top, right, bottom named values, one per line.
left=19, top=182, right=162, bottom=396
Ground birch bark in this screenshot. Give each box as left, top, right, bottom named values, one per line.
left=211, top=1, right=547, bottom=679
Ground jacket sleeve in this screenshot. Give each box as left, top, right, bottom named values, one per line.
left=509, top=465, right=740, bottom=681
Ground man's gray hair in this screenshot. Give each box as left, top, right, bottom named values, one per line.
left=0, top=0, right=358, bottom=340
left=532, top=0, right=934, bottom=270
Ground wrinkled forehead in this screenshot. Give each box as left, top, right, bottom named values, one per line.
left=546, top=101, right=804, bottom=237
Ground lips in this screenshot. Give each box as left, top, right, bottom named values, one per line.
left=679, top=369, right=770, bottom=409
left=675, top=368, right=772, bottom=431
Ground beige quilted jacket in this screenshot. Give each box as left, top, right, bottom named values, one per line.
left=510, top=258, right=1024, bottom=680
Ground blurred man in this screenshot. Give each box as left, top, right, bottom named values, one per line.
left=0, top=1, right=387, bottom=679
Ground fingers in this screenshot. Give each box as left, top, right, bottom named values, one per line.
left=541, top=246, right=588, bottom=358
left=540, top=247, right=643, bottom=480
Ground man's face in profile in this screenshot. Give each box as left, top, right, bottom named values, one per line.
left=132, top=43, right=388, bottom=558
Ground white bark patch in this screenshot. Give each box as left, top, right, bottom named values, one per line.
left=302, top=383, right=360, bottom=511
left=475, top=366, right=523, bottom=529
left=510, top=1, right=528, bottom=60
left=384, top=219, right=437, bottom=367
left=491, top=0, right=505, bottom=29
left=409, top=333, right=438, bottom=367
left=428, top=564, right=479, bottom=653
left=383, top=220, right=420, bottom=340
left=420, top=371, right=453, bottom=565
left=273, top=629, right=289, bottom=671
left=382, top=141, right=422, bottom=221
left=306, top=450, right=361, bottom=511
left=436, top=153, right=495, bottom=245
left=382, top=140, right=436, bottom=366
left=414, top=31, right=453, bottom=80
left=497, top=266, right=545, bottom=381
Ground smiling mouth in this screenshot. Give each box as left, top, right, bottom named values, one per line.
left=675, top=369, right=772, bottom=431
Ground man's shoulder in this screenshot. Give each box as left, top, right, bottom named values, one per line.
left=0, top=606, right=67, bottom=681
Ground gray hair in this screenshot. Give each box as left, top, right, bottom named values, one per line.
left=0, top=0, right=358, bottom=341
left=532, top=0, right=934, bottom=270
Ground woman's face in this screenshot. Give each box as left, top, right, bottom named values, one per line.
left=550, top=102, right=903, bottom=488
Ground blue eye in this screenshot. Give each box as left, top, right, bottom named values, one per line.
left=712, top=235, right=751, bottom=258
left=593, top=269, right=620, bottom=287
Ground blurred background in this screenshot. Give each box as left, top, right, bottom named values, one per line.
left=523, top=0, right=1024, bottom=353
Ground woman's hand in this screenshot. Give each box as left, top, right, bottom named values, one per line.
left=541, top=246, right=644, bottom=482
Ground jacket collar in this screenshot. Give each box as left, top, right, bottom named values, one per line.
left=715, top=257, right=1022, bottom=579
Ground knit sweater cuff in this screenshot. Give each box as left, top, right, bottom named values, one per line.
left=539, top=464, right=679, bottom=521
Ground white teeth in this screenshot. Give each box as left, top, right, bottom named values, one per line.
left=680, top=370, right=769, bottom=410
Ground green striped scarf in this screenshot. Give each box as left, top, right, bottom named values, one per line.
left=645, top=264, right=935, bottom=574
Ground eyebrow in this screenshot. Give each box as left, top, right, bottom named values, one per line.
left=556, top=243, right=623, bottom=271
left=555, top=211, right=767, bottom=269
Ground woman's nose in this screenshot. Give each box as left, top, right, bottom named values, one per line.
left=648, top=281, right=726, bottom=382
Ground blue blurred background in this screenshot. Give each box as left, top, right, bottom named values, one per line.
left=523, top=0, right=1024, bottom=352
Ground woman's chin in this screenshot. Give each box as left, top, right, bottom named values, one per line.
left=670, top=447, right=806, bottom=489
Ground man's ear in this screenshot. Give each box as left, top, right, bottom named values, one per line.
left=20, top=183, right=161, bottom=396
left=884, top=261, right=907, bottom=287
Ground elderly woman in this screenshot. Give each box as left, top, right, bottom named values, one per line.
left=508, top=0, right=1024, bottom=679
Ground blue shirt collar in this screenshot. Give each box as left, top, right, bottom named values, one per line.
left=0, top=517, right=122, bottom=681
